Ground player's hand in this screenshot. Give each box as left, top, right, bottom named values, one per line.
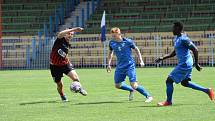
left=195, top=63, right=203, bottom=71
left=155, top=57, right=163, bottom=63
left=140, top=61, right=145, bottom=67
left=74, top=27, right=84, bottom=32
left=107, top=65, right=111, bottom=73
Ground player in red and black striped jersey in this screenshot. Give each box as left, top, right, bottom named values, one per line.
left=50, top=27, right=87, bottom=102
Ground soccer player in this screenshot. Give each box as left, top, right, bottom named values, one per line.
left=50, top=27, right=87, bottom=102
left=107, top=27, right=153, bottom=102
left=155, top=21, right=214, bottom=106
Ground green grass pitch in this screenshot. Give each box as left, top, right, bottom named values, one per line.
left=0, top=67, right=215, bottom=121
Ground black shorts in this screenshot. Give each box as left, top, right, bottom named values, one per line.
left=50, top=64, right=74, bottom=83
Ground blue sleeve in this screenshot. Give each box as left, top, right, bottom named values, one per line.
left=182, top=38, right=195, bottom=49
left=109, top=41, right=113, bottom=51
left=127, top=38, right=136, bottom=49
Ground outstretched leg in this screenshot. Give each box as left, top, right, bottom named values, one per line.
left=181, top=79, right=208, bottom=93
left=115, top=82, right=134, bottom=91
left=130, top=82, right=151, bottom=99
left=67, top=70, right=87, bottom=96
left=115, top=82, right=134, bottom=101
left=127, top=66, right=152, bottom=102
left=114, top=70, right=134, bottom=91
left=181, top=79, right=214, bottom=100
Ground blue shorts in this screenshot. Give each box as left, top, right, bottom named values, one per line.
left=169, top=67, right=192, bottom=84
left=114, top=66, right=136, bottom=84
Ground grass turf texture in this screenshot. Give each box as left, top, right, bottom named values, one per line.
left=0, top=67, right=215, bottom=121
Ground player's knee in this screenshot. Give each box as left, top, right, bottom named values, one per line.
left=181, top=80, right=189, bottom=87
left=68, top=71, right=80, bottom=81
left=166, top=77, right=174, bottom=84
left=53, top=77, right=62, bottom=83
left=115, top=84, right=121, bottom=89
left=56, top=81, right=63, bottom=88
left=131, top=82, right=138, bottom=89
left=71, top=75, right=79, bottom=81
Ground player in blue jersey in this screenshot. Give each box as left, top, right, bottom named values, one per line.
left=107, top=27, right=153, bottom=102
left=155, top=21, right=214, bottom=106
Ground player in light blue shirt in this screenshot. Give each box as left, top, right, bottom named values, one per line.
left=155, top=21, right=214, bottom=106
left=107, top=27, right=153, bottom=102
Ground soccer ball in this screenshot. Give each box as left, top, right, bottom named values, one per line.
left=70, top=81, right=81, bottom=93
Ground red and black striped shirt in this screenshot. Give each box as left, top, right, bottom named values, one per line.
left=50, top=37, right=70, bottom=66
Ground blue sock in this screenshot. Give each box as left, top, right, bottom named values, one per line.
left=166, top=82, right=174, bottom=103
left=120, top=83, right=133, bottom=92
left=135, top=85, right=150, bottom=98
left=187, top=81, right=208, bottom=93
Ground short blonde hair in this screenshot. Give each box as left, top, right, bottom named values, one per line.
left=110, top=27, right=121, bottom=34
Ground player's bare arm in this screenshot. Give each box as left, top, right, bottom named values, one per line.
left=189, top=44, right=202, bottom=71
left=57, top=27, right=84, bottom=39
left=155, top=50, right=176, bottom=63
left=134, top=46, right=144, bottom=67
left=107, top=50, right=113, bottom=72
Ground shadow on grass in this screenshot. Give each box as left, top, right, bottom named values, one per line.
left=74, top=101, right=128, bottom=105
left=170, top=103, right=206, bottom=106
left=129, top=105, right=159, bottom=108
left=130, top=103, right=202, bottom=108
left=19, top=100, right=60, bottom=105
left=74, top=100, right=148, bottom=105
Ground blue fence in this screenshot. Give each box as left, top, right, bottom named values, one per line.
left=0, top=32, right=215, bottom=70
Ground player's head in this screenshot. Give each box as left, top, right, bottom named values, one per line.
left=111, top=27, right=121, bottom=40
left=173, top=21, right=183, bottom=35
